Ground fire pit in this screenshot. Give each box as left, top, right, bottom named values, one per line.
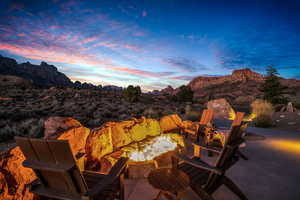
left=125, top=134, right=185, bottom=178
left=128, top=135, right=178, bottom=161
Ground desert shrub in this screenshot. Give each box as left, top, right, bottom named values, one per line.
left=176, top=85, right=194, bottom=102
left=234, top=96, right=255, bottom=105
left=293, top=99, right=300, bottom=109
left=185, top=110, right=200, bottom=121
left=0, top=118, right=44, bottom=142
left=123, top=85, right=141, bottom=102
left=250, top=99, right=274, bottom=127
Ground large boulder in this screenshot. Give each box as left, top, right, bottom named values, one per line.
left=0, top=118, right=89, bottom=200
left=44, top=117, right=82, bottom=139
left=207, top=98, right=235, bottom=119
left=85, top=118, right=161, bottom=172
left=159, top=114, right=183, bottom=133
left=0, top=147, right=37, bottom=200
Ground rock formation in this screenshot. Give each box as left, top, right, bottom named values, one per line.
left=0, top=55, right=73, bottom=87
left=0, top=75, right=33, bottom=88
left=185, top=68, right=300, bottom=103
left=207, top=98, right=235, bottom=119
left=188, top=68, right=264, bottom=91
left=0, top=116, right=187, bottom=200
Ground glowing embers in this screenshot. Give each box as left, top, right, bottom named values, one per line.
left=129, top=135, right=178, bottom=162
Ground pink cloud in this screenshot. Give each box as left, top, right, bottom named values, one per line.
left=17, top=33, right=26, bottom=37
left=168, top=76, right=195, bottom=81
left=133, top=31, right=145, bottom=37
left=123, top=44, right=140, bottom=51
left=49, top=25, right=60, bottom=30
left=0, top=42, right=111, bottom=67
left=142, top=10, right=147, bottom=17
left=79, top=36, right=99, bottom=45
left=105, top=66, right=173, bottom=78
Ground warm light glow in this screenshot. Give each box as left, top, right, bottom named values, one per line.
left=268, top=140, right=300, bottom=155
left=129, top=135, right=178, bottom=161
left=228, top=108, right=236, bottom=120
left=244, top=113, right=257, bottom=121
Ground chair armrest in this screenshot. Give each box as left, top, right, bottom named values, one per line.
left=87, top=157, right=129, bottom=197
left=75, top=152, right=85, bottom=171
left=173, top=153, right=223, bottom=175
left=193, top=142, right=222, bottom=153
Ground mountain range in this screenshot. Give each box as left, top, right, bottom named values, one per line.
left=0, top=55, right=299, bottom=104
left=0, top=55, right=122, bottom=90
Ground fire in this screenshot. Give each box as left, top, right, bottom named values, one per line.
left=129, top=135, right=178, bottom=162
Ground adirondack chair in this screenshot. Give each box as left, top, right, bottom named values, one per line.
left=172, top=112, right=248, bottom=200
left=200, top=112, right=248, bottom=159
left=15, top=137, right=128, bottom=200
left=184, top=109, right=214, bottom=142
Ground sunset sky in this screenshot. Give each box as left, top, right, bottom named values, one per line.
left=1, top=0, right=300, bottom=90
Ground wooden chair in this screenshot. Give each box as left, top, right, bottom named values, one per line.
left=202, top=112, right=248, bottom=159
left=15, top=137, right=128, bottom=200
left=184, top=109, right=214, bottom=142
left=172, top=112, right=248, bottom=200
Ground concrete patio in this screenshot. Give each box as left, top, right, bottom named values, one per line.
left=125, top=127, right=300, bottom=200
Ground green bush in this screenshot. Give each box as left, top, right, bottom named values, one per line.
left=176, top=85, right=194, bottom=102
left=122, top=85, right=141, bottom=102
left=293, top=99, right=300, bottom=109
left=250, top=99, right=274, bottom=128
left=252, top=114, right=273, bottom=128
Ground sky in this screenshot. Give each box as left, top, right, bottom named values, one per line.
left=0, top=0, right=300, bottom=91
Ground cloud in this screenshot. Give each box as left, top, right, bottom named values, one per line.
left=105, top=65, right=175, bottom=78
left=0, top=42, right=111, bottom=67
left=132, top=31, right=145, bottom=37
left=142, top=10, right=147, bottom=17
left=123, top=44, right=140, bottom=51
left=163, top=57, right=207, bottom=72
left=168, top=76, right=195, bottom=81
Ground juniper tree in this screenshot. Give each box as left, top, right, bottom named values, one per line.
left=123, top=85, right=142, bottom=102
left=176, top=85, right=194, bottom=102
left=260, top=65, right=288, bottom=104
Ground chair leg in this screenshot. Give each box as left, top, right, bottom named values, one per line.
left=237, top=150, right=249, bottom=160
left=119, top=174, right=125, bottom=200
left=223, top=176, right=248, bottom=200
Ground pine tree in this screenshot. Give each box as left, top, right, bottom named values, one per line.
left=260, top=65, right=288, bottom=104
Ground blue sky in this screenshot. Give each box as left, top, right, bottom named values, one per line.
left=0, top=0, right=300, bottom=90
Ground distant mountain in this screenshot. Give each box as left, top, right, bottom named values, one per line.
left=161, top=68, right=300, bottom=104
left=189, top=68, right=300, bottom=103
left=0, top=55, right=72, bottom=87
left=0, top=55, right=123, bottom=90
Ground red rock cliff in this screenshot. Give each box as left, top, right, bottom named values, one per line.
left=188, top=68, right=264, bottom=91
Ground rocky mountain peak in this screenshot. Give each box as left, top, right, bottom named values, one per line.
left=231, top=68, right=264, bottom=81
left=0, top=55, right=72, bottom=87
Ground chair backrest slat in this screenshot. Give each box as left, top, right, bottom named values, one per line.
left=15, top=137, right=39, bottom=162
left=15, top=137, right=88, bottom=196
left=47, top=140, right=76, bottom=165
left=199, top=109, right=213, bottom=125
left=214, top=112, right=245, bottom=168
left=30, top=138, right=56, bottom=164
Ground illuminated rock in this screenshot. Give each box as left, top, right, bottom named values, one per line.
left=159, top=114, right=183, bottom=133
left=207, top=98, right=235, bottom=119
left=0, top=147, right=37, bottom=200
left=44, top=117, right=82, bottom=139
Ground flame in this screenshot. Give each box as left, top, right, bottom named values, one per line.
left=228, top=108, right=236, bottom=120
left=129, top=135, right=178, bottom=162
left=244, top=113, right=257, bottom=121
